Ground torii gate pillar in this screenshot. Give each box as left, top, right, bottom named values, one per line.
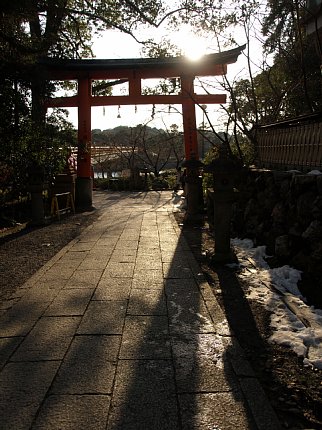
left=75, top=77, right=93, bottom=209
left=181, top=75, right=203, bottom=219
left=181, top=75, right=198, bottom=159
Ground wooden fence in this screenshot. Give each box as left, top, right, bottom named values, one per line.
left=254, top=113, right=322, bottom=171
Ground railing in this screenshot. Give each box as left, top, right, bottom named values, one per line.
left=254, top=113, right=322, bottom=171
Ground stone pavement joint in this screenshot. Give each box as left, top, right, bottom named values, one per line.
left=0, top=191, right=282, bottom=430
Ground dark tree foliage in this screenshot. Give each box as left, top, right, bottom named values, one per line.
left=261, top=0, right=322, bottom=115
left=0, top=0, right=172, bottom=199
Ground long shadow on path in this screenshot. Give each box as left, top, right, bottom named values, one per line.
left=104, top=201, right=258, bottom=429
left=0, top=191, right=273, bottom=429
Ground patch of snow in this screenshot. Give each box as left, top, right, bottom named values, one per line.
left=231, top=238, right=322, bottom=370
left=269, top=266, right=303, bottom=297
left=308, top=170, right=322, bottom=175
left=171, top=190, right=187, bottom=211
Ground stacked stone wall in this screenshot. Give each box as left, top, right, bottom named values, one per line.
left=231, top=168, right=322, bottom=306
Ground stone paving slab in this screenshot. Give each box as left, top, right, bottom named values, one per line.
left=17, top=285, right=60, bottom=304
left=78, top=255, right=110, bottom=270
left=58, top=251, right=88, bottom=265
left=172, top=333, right=240, bottom=393
left=32, top=395, right=111, bottom=430
left=64, top=269, right=103, bottom=289
left=0, top=191, right=282, bottom=430
left=51, top=335, right=120, bottom=394
left=132, top=268, right=163, bottom=284
left=11, top=316, right=80, bottom=361
left=44, top=289, right=93, bottom=316
left=179, top=391, right=257, bottom=430
left=109, top=251, right=137, bottom=263
left=0, top=361, right=60, bottom=430
left=103, top=262, right=135, bottom=278
left=93, top=277, right=132, bottom=301
left=41, top=266, right=76, bottom=281
left=131, top=278, right=164, bottom=289
left=127, top=288, right=166, bottom=315
left=0, top=337, right=23, bottom=370
left=119, top=315, right=171, bottom=359
left=0, top=302, right=48, bottom=337
left=107, top=360, right=179, bottom=430
left=76, top=300, right=127, bottom=335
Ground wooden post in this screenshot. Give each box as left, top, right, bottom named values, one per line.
left=77, top=77, right=92, bottom=177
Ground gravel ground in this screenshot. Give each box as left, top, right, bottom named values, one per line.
left=0, top=208, right=100, bottom=302
left=1, top=193, right=322, bottom=429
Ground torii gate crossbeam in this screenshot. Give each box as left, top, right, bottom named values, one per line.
left=43, top=46, right=245, bottom=208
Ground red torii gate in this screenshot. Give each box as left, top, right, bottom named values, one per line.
left=43, top=45, right=245, bottom=209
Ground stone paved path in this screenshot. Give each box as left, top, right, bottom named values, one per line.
left=0, top=191, right=282, bottom=429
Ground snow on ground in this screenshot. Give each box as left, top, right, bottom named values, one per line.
left=170, top=191, right=322, bottom=369
left=171, top=190, right=187, bottom=211
left=231, top=238, right=322, bottom=370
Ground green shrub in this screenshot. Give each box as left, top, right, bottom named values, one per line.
left=94, top=178, right=110, bottom=190
left=160, top=170, right=177, bottom=189
left=151, top=178, right=169, bottom=190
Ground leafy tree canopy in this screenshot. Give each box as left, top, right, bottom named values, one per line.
left=0, top=0, right=168, bottom=66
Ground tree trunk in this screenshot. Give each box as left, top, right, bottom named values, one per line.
left=31, top=75, right=47, bottom=124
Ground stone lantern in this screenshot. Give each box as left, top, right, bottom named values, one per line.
left=182, top=156, right=204, bottom=221
left=204, top=146, right=242, bottom=262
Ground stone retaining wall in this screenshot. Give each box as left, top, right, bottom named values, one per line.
left=230, top=168, right=322, bottom=306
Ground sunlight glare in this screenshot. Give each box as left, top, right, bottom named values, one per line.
left=175, top=29, right=207, bottom=61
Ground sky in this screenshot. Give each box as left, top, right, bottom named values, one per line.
left=59, top=23, right=250, bottom=132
